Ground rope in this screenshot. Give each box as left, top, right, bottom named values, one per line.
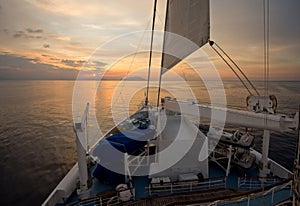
left=127, top=21, right=152, bottom=77
left=210, top=44, right=253, bottom=95
left=213, top=42, right=260, bottom=96
left=263, top=0, right=270, bottom=97
left=100, top=17, right=153, bottom=133
left=109, top=19, right=151, bottom=117
left=263, top=0, right=270, bottom=124
left=155, top=7, right=165, bottom=29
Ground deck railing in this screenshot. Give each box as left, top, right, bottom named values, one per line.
left=68, top=196, right=120, bottom=206
left=146, top=176, right=226, bottom=196
left=238, top=176, right=283, bottom=190
left=127, top=152, right=148, bottom=166
left=125, top=142, right=153, bottom=176
left=208, top=178, right=292, bottom=206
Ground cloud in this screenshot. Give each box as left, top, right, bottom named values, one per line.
left=2, top=29, right=8, bottom=34
left=60, top=59, right=107, bottom=70
left=12, top=29, right=43, bottom=39
left=87, top=61, right=106, bottom=68
left=25, top=0, right=114, bottom=17
left=12, top=31, right=25, bottom=38
left=24, top=0, right=155, bottom=32
left=56, top=36, right=71, bottom=41
left=82, top=24, right=103, bottom=30
left=0, top=53, right=79, bottom=80
left=61, top=59, right=85, bottom=67
left=49, top=57, right=60, bottom=61
left=1, top=0, right=298, bottom=81
left=26, top=28, right=43, bottom=33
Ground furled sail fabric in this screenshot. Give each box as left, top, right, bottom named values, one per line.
left=161, top=0, right=210, bottom=72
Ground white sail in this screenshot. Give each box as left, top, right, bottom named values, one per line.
left=162, top=0, right=210, bottom=72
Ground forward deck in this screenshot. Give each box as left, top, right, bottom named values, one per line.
left=64, top=161, right=293, bottom=206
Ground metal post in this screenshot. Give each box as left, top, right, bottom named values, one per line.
left=124, top=153, right=132, bottom=182
left=293, top=106, right=300, bottom=205
left=147, top=140, right=150, bottom=165
left=74, top=103, right=90, bottom=198
left=261, top=130, right=270, bottom=177
left=226, top=145, right=232, bottom=176
left=247, top=195, right=251, bottom=206
left=271, top=188, right=274, bottom=204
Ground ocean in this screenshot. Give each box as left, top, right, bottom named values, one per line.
left=0, top=80, right=299, bottom=206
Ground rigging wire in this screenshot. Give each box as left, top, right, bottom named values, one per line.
left=263, top=0, right=270, bottom=99
left=213, top=41, right=260, bottom=96
left=155, top=6, right=165, bottom=28
left=209, top=42, right=253, bottom=95
left=127, top=21, right=152, bottom=77
left=98, top=18, right=153, bottom=133
left=263, top=0, right=270, bottom=124
left=109, top=19, right=151, bottom=117
left=145, top=0, right=158, bottom=106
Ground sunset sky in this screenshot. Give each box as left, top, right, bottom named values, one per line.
left=0, top=0, right=299, bottom=80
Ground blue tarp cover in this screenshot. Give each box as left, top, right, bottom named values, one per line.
left=92, top=128, right=155, bottom=184
left=93, top=164, right=125, bottom=185
left=106, top=128, right=155, bottom=154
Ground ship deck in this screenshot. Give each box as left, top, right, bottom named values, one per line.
left=61, top=111, right=293, bottom=206
left=64, top=161, right=292, bottom=206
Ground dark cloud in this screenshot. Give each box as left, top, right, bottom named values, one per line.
left=61, top=59, right=86, bottom=67
left=88, top=61, right=106, bottom=67
left=50, top=57, right=60, bottom=61
left=12, top=29, right=43, bottom=39
left=13, top=31, right=25, bottom=38
left=85, top=61, right=107, bottom=70
left=26, top=28, right=43, bottom=33
left=0, top=53, right=78, bottom=80
left=2, top=29, right=8, bottom=34
left=43, top=44, right=50, bottom=48
left=0, top=53, right=104, bottom=80
left=60, top=59, right=107, bottom=70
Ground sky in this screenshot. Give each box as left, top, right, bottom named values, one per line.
left=0, top=0, right=299, bottom=80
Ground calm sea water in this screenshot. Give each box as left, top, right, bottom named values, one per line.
left=0, top=80, right=299, bottom=206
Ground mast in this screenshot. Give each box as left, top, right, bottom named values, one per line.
left=145, top=0, right=158, bottom=106
left=156, top=0, right=169, bottom=108
left=260, top=0, right=271, bottom=178
left=293, top=106, right=300, bottom=205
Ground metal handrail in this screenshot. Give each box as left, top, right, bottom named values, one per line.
left=67, top=188, right=133, bottom=206
left=147, top=176, right=226, bottom=195
left=208, top=179, right=292, bottom=206
left=238, top=176, right=282, bottom=190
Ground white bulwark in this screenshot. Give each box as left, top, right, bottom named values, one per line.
left=150, top=114, right=208, bottom=180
